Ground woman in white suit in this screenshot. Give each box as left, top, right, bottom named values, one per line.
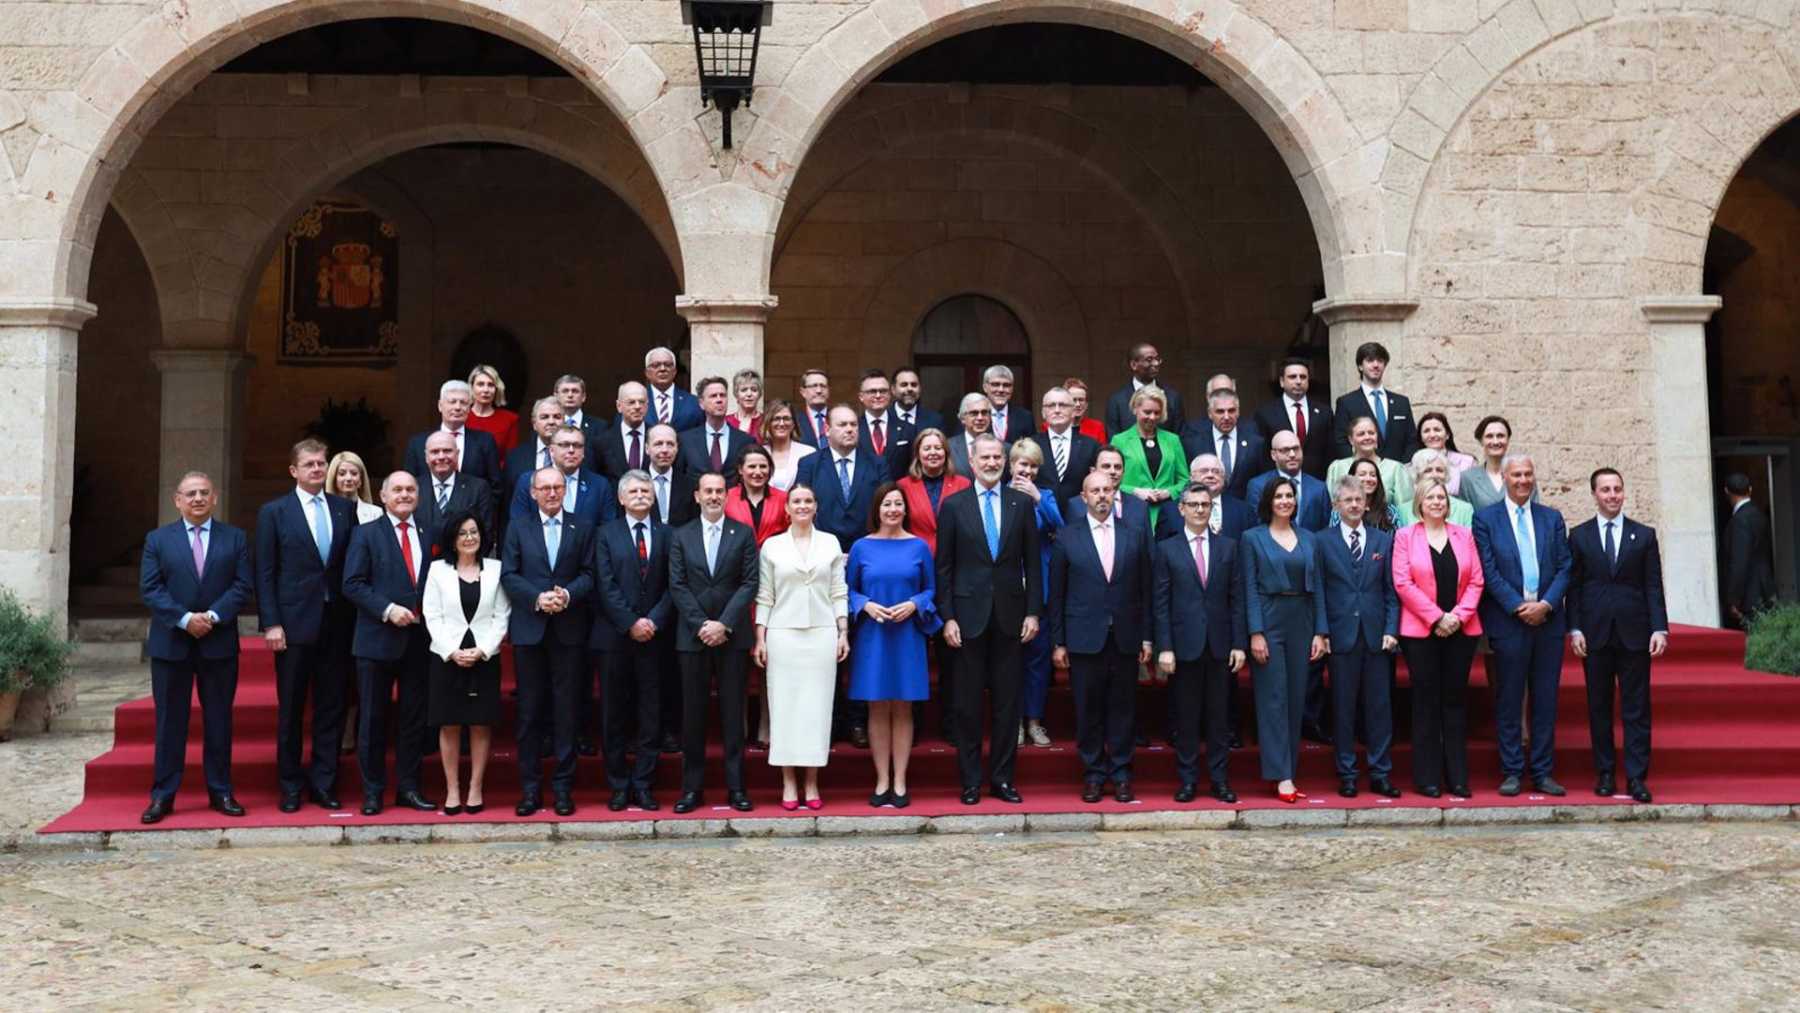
left=422, top=509, right=511, bottom=815
left=754, top=484, right=849, bottom=810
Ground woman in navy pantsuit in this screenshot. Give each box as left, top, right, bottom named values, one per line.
left=1239, top=477, right=1330, bottom=803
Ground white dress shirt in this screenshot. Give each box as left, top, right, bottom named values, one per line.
left=383, top=512, right=424, bottom=623
left=1340, top=520, right=1365, bottom=551
left=626, top=512, right=654, bottom=558
left=439, top=423, right=467, bottom=470
left=831, top=449, right=856, bottom=486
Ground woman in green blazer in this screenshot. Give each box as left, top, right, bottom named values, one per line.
left=1109, top=385, right=1188, bottom=528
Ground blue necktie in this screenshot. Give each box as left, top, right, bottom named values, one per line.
left=837, top=456, right=851, bottom=500
left=1371, top=390, right=1388, bottom=439
left=545, top=515, right=561, bottom=562
left=982, top=489, right=1000, bottom=559
left=706, top=523, right=719, bottom=575
left=1515, top=505, right=1537, bottom=595
left=310, top=495, right=330, bottom=563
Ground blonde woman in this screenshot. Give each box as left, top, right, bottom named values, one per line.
left=466, top=364, right=520, bottom=453
left=727, top=368, right=764, bottom=441
left=327, top=451, right=384, bottom=523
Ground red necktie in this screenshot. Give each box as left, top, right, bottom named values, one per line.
left=628, top=428, right=642, bottom=470
left=872, top=418, right=885, bottom=456
left=397, top=521, right=416, bottom=583
left=635, top=521, right=649, bottom=579
left=1293, top=402, right=1306, bottom=441
left=710, top=431, right=723, bottom=470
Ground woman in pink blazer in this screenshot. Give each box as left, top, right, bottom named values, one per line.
left=1392, top=477, right=1485, bottom=800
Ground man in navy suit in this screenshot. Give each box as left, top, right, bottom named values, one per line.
left=342, top=471, right=438, bottom=816
left=138, top=471, right=254, bottom=824
left=644, top=346, right=703, bottom=432
left=255, top=439, right=358, bottom=813
left=793, top=368, right=834, bottom=448
left=1152, top=483, right=1245, bottom=803
left=678, top=376, right=754, bottom=481
left=1723, top=471, right=1775, bottom=626
left=501, top=396, right=566, bottom=507
left=403, top=379, right=502, bottom=492
left=936, top=433, right=1042, bottom=804
left=502, top=467, right=597, bottom=817
left=1244, top=431, right=1329, bottom=532
left=1318, top=477, right=1402, bottom=798
left=1332, top=341, right=1418, bottom=463
left=1252, top=358, right=1333, bottom=478
left=1568, top=468, right=1669, bottom=803
left=594, top=382, right=651, bottom=481
left=1031, top=385, right=1101, bottom=510
left=1179, top=388, right=1265, bottom=500
left=553, top=372, right=607, bottom=451
left=1153, top=453, right=1252, bottom=543
left=1074, top=445, right=1151, bottom=536
left=590, top=471, right=673, bottom=812
left=891, top=366, right=946, bottom=434
left=981, top=364, right=1035, bottom=443
left=1050, top=472, right=1153, bottom=802
left=856, top=369, right=915, bottom=474
left=1104, top=342, right=1187, bottom=438
left=509, top=425, right=615, bottom=529
left=1473, top=454, right=1573, bottom=797
left=414, top=431, right=495, bottom=555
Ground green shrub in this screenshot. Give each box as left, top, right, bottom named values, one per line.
left=0, top=591, right=73, bottom=694
left=1744, top=602, right=1800, bottom=676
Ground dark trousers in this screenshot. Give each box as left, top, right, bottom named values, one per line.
left=355, top=647, right=427, bottom=797
left=1303, top=658, right=1330, bottom=732
left=1584, top=643, right=1652, bottom=780
left=951, top=620, right=1023, bottom=789
left=1251, top=597, right=1312, bottom=781
left=1329, top=644, right=1393, bottom=779
left=680, top=648, right=747, bottom=793
left=1401, top=633, right=1476, bottom=790
left=149, top=654, right=238, bottom=801
left=1491, top=628, right=1564, bottom=780
left=273, top=609, right=350, bottom=796
left=1070, top=635, right=1137, bottom=785
left=514, top=642, right=582, bottom=795
left=1170, top=656, right=1231, bottom=786
left=600, top=643, right=662, bottom=791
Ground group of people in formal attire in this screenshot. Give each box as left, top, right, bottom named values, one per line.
left=139, top=340, right=1678, bottom=823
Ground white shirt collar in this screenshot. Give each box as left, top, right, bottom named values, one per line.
left=1596, top=513, right=1624, bottom=530
left=295, top=486, right=327, bottom=505
left=431, top=472, right=455, bottom=490
left=977, top=480, right=1002, bottom=495
left=187, top=517, right=214, bottom=533
left=1341, top=521, right=1364, bottom=543
left=865, top=412, right=886, bottom=427
left=622, top=418, right=644, bottom=435
left=705, top=419, right=728, bottom=436
left=1733, top=499, right=1750, bottom=514
left=439, top=422, right=464, bottom=435
left=1361, top=382, right=1384, bottom=397
left=386, top=512, right=412, bottom=529
left=539, top=510, right=562, bottom=526
left=651, top=465, right=672, bottom=478
left=1185, top=526, right=1207, bottom=547
left=1132, top=378, right=1148, bottom=391
left=1087, top=512, right=1113, bottom=535
left=832, top=448, right=857, bottom=464
left=566, top=410, right=583, bottom=426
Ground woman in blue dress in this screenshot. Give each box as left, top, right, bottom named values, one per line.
left=847, top=482, right=941, bottom=808
left=1240, top=477, right=1331, bottom=803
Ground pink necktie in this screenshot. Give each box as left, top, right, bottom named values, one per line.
left=190, top=525, right=206, bottom=578
left=1194, top=534, right=1208, bottom=588
left=1097, top=522, right=1114, bottom=582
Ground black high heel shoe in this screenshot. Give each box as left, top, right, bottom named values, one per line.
left=442, top=803, right=464, bottom=816
left=464, top=803, right=484, bottom=815
left=869, top=789, right=893, bottom=808
left=890, top=792, right=911, bottom=809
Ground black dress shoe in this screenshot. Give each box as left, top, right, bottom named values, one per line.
left=608, top=790, right=629, bottom=812
left=960, top=787, right=981, bottom=805
left=209, top=794, right=246, bottom=817
left=279, top=793, right=302, bottom=814
left=398, top=790, right=437, bottom=812
left=1081, top=782, right=1104, bottom=804
left=1338, top=781, right=1358, bottom=799
left=1114, top=782, right=1135, bottom=804
left=674, top=791, right=704, bottom=814
left=1228, top=732, right=1244, bottom=750
left=1449, top=784, right=1471, bottom=799
left=1301, top=722, right=1330, bottom=744
left=309, top=788, right=342, bottom=810
left=1533, top=777, right=1567, bottom=797
left=851, top=726, right=870, bottom=748
left=1174, top=783, right=1198, bottom=803
left=140, top=797, right=173, bottom=824
left=1416, top=785, right=1442, bottom=799
left=1627, top=779, right=1652, bottom=803
left=634, top=789, right=660, bottom=811
left=1497, top=775, right=1522, bottom=797
left=889, top=792, right=909, bottom=809
left=991, top=783, right=1022, bottom=804
left=1210, top=783, right=1238, bottom=804
left=728, top=790, right=754, bottom=812
left=868, top=790, right=892, bottom=808
left=1370, top=778, right=1401, bottom=799
left=516, top=794, right=542, bottom=817
left=553, top=792, right=575, bottom=817
left=577, top=737, right=599, bottom=757
left=362, top=794, right=384, bottom=816
left=1134, top=733, right=1149, bottom=747
left=1595, top=772, right=1617, bottom=797
left=659, top=733, right=681, bottom=754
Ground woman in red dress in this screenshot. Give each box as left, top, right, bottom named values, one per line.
left=724, top=445, right=789, bottom=748
left=465, top=364, right=520, bottom=453
left=895, top=428, right=969, bottom=557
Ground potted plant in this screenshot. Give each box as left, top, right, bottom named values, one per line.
left=1744, top=602, right=1800, bottom=677
left=0, top=590, right=74, bottom=741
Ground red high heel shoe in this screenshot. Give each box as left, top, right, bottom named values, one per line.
left=1276, top=785, right=1306, bottom=804
left=804, top=797, right=824, bottom=810
left=780, top=799, right=800, bottom=812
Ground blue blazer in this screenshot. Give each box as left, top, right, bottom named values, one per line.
left=509, top=467, right=616, bottom=529
left=1244, top=471, right=1330, bottom=532
left=254, top=491, right=357, bottom=644
left=1152, top=492, right=1252, bottom=542
left=140, top=519, right=252, bottom=662
left=1178, top=423, right=1267, bottom=499
left=794, top=448, right=889, bottom=551
left=1315, top=525, right=1400, bottom=651
left=1048, top=516, right=1152, bottom=656
left=589, top=515, right=673, bottom=652
left=342, top=516, right=431, bottom=661
left=1565, top=516, right=1668, bottom=652
left=646, top=385, right=704, bottom=432
left=403, top=427, right=501, bottom=493
left=1473, top=500, right=1572, bottom=641
left=1151, top=530, right=1245, bottom=662
left=1238, top=526, right=1330, bottom=638
left=500, top=511, right=597, bottom=647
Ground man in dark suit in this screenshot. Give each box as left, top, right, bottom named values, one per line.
left=342, top=471, right=438, bottom=816
left=255, top=439, right=357, bottom=813
left=501, top=467, right=596, bottom=817
left=1179, top=388, right=1265, bottom=500
left=668, top=471, right=761, bottom=814
left=509, top=425, right=615, bottom=529
left=936, top=433, right=1042, bottom=804
left=137, top=471, right=254, bottom=824
left=1332, top=341, right=1418, bottom=462
left=1104, top=342, right=1186, bottom=438
left=1568, top=468, right=1669, bottom=803
left=594, top=381, right=651, bottom=481
left=1031, top=385, right=1101, bottom=510
left=501, top=396, right=566, bottom=506
left=948, top=393, right=994, bottom=477
left=590, top=471, right=672, bottom=812
left=1074, top=444, right=1151, bottom=535
left=1723, top=471, right=1775, bottom=626
left=414, top=430, right=494, bottom=553
left=1318, top=476, right=1402, bottom=798
left=646, top=422, right=698, bottom=530
left=678, top=376, right=754, bottom=481
left=794, top=368, right=834, bottom=448
left=891, top=366, right=946, bottom=433
left=1154, top=453, right=1253, bottom=543
left=1152, top=482, right=1245, bottom=803
left=1473, top=454, right=1573, bottom=797
left=1252, top=358, right=1332, bottom=478
left=553, top=372, right=607, bottom=451
left=1049, top=472, right=1153, bottom=803
left=981, top=364, right=1035, bottom=443
left=403, top=379, right=502, bottom=492
left=644, top=346, right=703, bottom=432
left=1244, top=431, right=1330, bottom=532
left=856, top=369, right=915, bottom=474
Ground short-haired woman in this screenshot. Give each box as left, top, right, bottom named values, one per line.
left=422, top=509, right=511, bottom=814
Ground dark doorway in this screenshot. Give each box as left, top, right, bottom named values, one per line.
left=912, top=294, right=1031, bottom=426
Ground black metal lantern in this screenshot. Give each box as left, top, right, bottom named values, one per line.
left=681, top=0, right=772, bottom=149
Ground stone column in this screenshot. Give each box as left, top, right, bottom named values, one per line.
left=1641, top=296, right=1722, bottom=627
left=150, top=350, right=254, bottom=526
left=1312, top=297, right=1419, bottom=400
left=0, top=299, right=95, bottom=617
left=675, top=295, right=778, bottom=386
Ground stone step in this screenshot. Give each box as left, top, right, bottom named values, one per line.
left=72, top=641, right=143, bottom=665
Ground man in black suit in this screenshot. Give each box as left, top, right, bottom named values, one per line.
left=856, top=369, right=915, bottom=474
left=948, top=393, right=994, bottom=477
left=1031, top=385, right=1101, bottom=509
left=1074, top=444, right=1152, bottom=536
left=509, top=425, right=615, bottom=529
left=981, top=365, right=1034, bottom=443
left=1252, top=358, right=1332, bottom=478
left=1569, top=468, right=1669, bottom=803
left=668, top=471, right=761, bottom=814
left=414, top=430, right=494, bottom=553
left=1152, top=482, right=1245, bottom=803
left=403, top=379, right=502, bottom=492
left=646, top=422, right=696, bottom=749
left=554, top=372, right=607, bottom=451
left=795, top=368, right=833, bottom=448
left=678, top=376, right=754, bottom=481
left=1104, top=342, right=1186, bottom=438
left=594, top=381, right=650, bottom=481
left=1179, top=388, right=1265, bottom=499
left=590, top=471, right=672, bottom=812
left=891, top=366, right=946, bottom=433
left=645, top=346, right=704, bottom=432
left=501, top=396, right=566, bottom=504
left=255, top=439, right=358, bottom=813
left=342, top=471, right=438, bottom=816
left=1723, top=471, right=1775, bottom=626
left=1154, top=453, right=1254, bottom=543
left=501, top=467, right=596, bottom=817
left=1332, top=341, right=1418, bottom=462
left=1050, top=471, right=1153, bottom=803
left=138, top=471, right=254, bottom=824
left=937, top=433, right=1042, bottom=804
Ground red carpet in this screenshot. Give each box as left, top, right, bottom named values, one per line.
left=42, top=624, right=1800, bottom=834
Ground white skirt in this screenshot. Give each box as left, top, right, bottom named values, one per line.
left=766, top=627, right=837, bottom=767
